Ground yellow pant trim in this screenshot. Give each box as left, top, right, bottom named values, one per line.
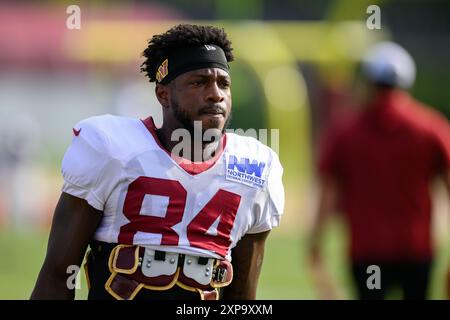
left=110, top=245, right=139, bottom=275
left=104, top=273, right=145, bottom=300
left=83, top=250, right=92, bottom=291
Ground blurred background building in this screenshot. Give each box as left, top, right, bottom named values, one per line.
left=0, top=0, right=448, bottom=299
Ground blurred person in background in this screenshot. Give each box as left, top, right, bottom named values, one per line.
left=31, top=24, right=284, bottom=300
left=0, top=112, right=41, bottom=228
left=309, top=42, right=450, bottom=300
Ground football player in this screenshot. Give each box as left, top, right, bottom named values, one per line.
left=310, top=42, right=450, bottom=300
left=31, top=24, right=284, bottom=300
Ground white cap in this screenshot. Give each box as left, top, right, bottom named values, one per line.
left=362, top=41, right=416, bottom=89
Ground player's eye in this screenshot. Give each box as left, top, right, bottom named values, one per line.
left=190, top=79, right=205, bottom=86
left=219, top=81, right=231, bottom=89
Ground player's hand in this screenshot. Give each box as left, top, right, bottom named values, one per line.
left=309, top=256, right=345, bottom=300
left=308, top=236, right=345, bottom=300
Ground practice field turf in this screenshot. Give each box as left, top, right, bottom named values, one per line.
left=0, top=224, right=448, bottom=300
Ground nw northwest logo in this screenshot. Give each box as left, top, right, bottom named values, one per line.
left=72, top=128, right=81, bottom=136
left=226, top=155, right=266, bottom=188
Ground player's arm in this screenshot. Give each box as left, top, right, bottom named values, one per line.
left=309, top=175, right=339, bottom=262
left=30, top=192, right=102, bottom=300
left=222, top=230, right=270, bottom=300
left=442, top=169, right=450, bottom=200
left=308, top=175, right=342, bottom=299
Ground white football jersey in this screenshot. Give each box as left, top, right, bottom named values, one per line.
left=61, top=115, right=284, bottom=261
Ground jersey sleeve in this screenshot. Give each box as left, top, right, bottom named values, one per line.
left=61, top=118, right=120, bottom=211
left=247, top=151, right=285, bottom=234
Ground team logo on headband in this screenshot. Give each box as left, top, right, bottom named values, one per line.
left=156, top=59, right=169, bottom=82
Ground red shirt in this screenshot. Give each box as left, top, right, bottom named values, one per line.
left=319, top=89, right=450, bottom=262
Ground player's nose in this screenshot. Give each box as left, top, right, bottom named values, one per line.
left=205, top=81, right=225, bottom=103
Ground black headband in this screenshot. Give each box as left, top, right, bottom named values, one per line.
left=155, top=44, right=229, bottom=85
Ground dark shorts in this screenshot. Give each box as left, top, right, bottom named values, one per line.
left=85, top=241, right=206, bottom=300
left=351, top=260, right=432, bottom=300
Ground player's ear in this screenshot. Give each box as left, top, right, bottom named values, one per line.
left=155, top=84, right=170, bottom=109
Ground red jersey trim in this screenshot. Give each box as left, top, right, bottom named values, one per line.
left=141, top=117, right=227, bottom=175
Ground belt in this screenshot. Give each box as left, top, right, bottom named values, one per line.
left=90, top=241, right=214, bottom=274
left=90, top=240, right=118, bottom=256
left=87, top=241, right=233, bottom=300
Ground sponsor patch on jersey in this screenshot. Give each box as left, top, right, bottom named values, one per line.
left=225, top=154, right=266, bottom=188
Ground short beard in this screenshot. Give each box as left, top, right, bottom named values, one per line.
left=171, top=99, right=195, bottom=134
left=171, top=99, right=232, bottom=136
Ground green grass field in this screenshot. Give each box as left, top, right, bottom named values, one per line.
left=0, top=222, right=448, bottom=300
